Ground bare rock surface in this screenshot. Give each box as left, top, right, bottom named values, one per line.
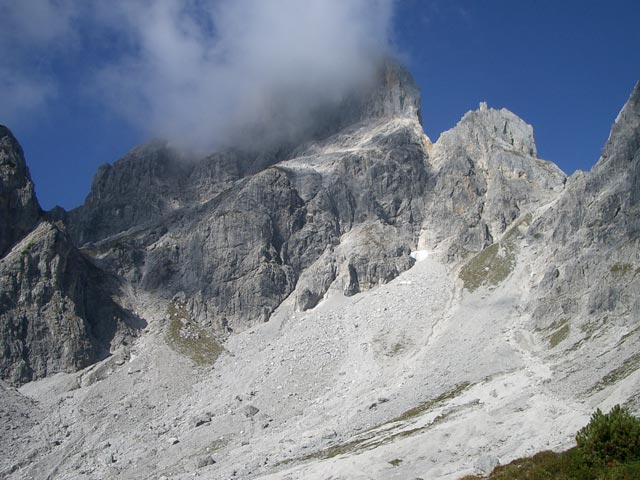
left=0, top=66, right=639, bottom=480
left=0, top=126, right=41, bottom=257
left=0, top=126, right=142, bottom=385
left=421, top=105, right=566, bottom=259
left=0, top=220, right=143, bottom=384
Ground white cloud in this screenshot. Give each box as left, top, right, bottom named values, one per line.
left=0, top=0, right=395, bottom=152
left=0, top=0, right=78, bottom=126
left=96, top=0, right=395, bottom=151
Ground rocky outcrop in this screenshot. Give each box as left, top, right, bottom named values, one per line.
left=0, top=127, right=141, bottom=385
left=0, top=221, right=142, bottom=384
left=0, top=126, right=41, bottom=257
left=6, top=60, right=618, bottom=384
left=62, top=60, right=429, bottom=332
left=67, top=141, right=191, bottom=245
left=61, top=60, right=576, bottom=335
left=68, top=60, right=423, bottom=247
left=528, top=82, right=640, bottom=333
left=421, top=105, right=566, bottom=259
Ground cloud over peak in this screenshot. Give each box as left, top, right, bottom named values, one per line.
left=1, top=0, right=395, bottom=152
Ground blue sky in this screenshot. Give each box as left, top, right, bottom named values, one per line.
left=2, top=0, right=639, bottom=210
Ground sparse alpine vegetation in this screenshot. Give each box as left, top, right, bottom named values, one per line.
left=461, top=405, right=640, bottom=480
left=165, top=300, right=223, bottom=365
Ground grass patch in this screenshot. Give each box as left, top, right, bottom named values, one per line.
left=548, top=323, right=570, bottom=348
left=165, top=301, right=223, bottom=365
left=611, top=263, right=633, bottom=276
left=390, top=382, right=471, bottom=424
left=459, top=215, right=532, bottom=292
left=459, top=243, right=516, bottom=292
left=461, top=406, right=640, bottom=480
left=388, top=458, right=403, bottom=467
left=592, top=352, right=640, bottom=392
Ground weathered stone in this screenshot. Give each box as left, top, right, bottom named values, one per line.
left=0, top=221, right=143, bottom=385
left=0, top=126, right=41, bottom=258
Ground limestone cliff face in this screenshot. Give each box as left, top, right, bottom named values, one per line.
left=422, top=105, right=566, bottom=259
left=61, top=61, right=572, bottom=335
left=65, top=60, right=429, bottom=333
left=5, top=62, right=635, bottom=386
left=0, top=222, right=141, bottom=384
left=68, top=61, right=423, bottom=247
left=528, top=83, right=640, bottom=335
left=0, top=127, right=141, bottom=385
left=0, top=126, right=41, bottom=257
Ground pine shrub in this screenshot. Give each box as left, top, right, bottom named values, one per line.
left=575, top=405, right=640, bottom=467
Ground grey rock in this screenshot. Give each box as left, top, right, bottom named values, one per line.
left=62, top=60, right=430, bottom=334
left=195, top=455, right=216, bottom=468
left=475, top=455, right=500, bottom=474
left=527, top=82, right=640, bottom=343
left=0, top=126, right=41, bottom=257
left=191, top=412, right=212, bottom=428
left=0, top=220, right=143, bottom=384
left=243, top=405, right=260, bottom=418
left=67, top=141, right=191, bottom=245
left=422, top=105, right=566, bottom=259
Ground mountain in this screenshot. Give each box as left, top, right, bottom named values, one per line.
left=0, top=128, right=142, bottom=385
left=0, top=63, right=638, bottom=480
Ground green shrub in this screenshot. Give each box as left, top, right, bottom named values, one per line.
left=575, top=405, right=640, bottom=467
left=458, top=406, right=640, bottom=480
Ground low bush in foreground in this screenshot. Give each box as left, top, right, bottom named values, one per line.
left=461, top=405, right=640, bottom=480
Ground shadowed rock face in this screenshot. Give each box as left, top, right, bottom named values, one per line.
left=5, top=62, right=634, bottom=388
left=0, top=221, right=143, bottom=384
left=0, top=126, right=142, bottom=385
left=528, top=82, right=640, bottom=331
left=68, top=60, right=422, bottom=247
left=0, top=126, right=41, bottom=258
left=63, top=60, right=429, bottom=333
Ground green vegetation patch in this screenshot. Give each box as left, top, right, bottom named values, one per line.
left=461, top=405, right=640, bottom=480
left=611, top=263, right=633, bottom=276
left=548, top=323, right=570, bottom=348
left=165, top=301, right=223, bottom=365
left=592, top=352, right=640, bottom=392
left=459, top=215, right=532, bottom=292
left=390, top=382, right=471, bottom=424
left=459, top=242, right=516, bottom=291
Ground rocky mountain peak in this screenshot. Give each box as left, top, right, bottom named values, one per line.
left=361, top=59, right=422, bottom=124
left=594, top=81, right=640, bottom=175
left=460, top=105, right=536, bottom=157
left=0, top=125, right=41, bottom=257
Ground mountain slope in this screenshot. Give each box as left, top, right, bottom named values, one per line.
left=0, top=66, right=638, bottom=480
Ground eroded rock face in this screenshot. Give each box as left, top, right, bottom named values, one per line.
left=64, top=61, right=429, bottom=333
left=4, top=60, right=614, bottom=383
left=422, top=105, right=566, bottom=259
left=0, top=126, right=141, bottom=385
left=60, top=60, right=575, bottom=335
left=528, top=82, right=640, bottom=333
left=0, top=221, right=142, bottom=384
left=0, top=126, right=41, bottom=257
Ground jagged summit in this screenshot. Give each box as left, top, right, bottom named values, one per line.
left=0, top=125, right=41, bottom=257
left=433, top=103, right=538, bottom=165
left=594, top=80, right=640, bottom=175
left=422, top=102, right=565, bottom=257
left=360, top=59, right=422, bottom=124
